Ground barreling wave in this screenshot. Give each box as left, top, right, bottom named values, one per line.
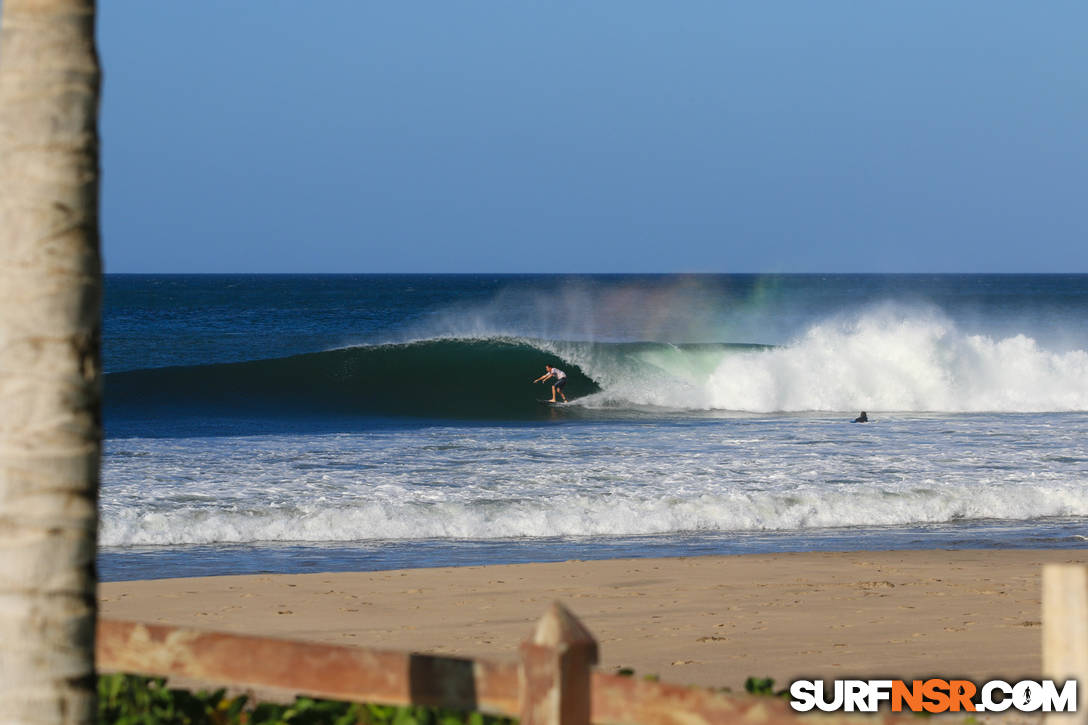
left=106, top=338, right=599, bottom=420
left=105, top=337, right=763, bottom=421
left=105, top=307, right=1088, bottom=420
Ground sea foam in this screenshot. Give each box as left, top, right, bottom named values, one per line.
left=100, top=479, right=1088, bottom=547
left=553, top=307, right=1088, bottom=412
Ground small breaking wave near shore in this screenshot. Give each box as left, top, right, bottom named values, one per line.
left=100, top=479, right=1088, bottom=547
left=100, top=405, right=1088, bottom=548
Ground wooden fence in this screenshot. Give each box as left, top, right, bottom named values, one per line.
left=97, top=601, right=904, bottom=725
left=100, top=564, right=1088, bottom=725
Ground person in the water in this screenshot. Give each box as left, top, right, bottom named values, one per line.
left=533, top=364, right=568, bottom=403
left=853, top=411, right=869, bottom=423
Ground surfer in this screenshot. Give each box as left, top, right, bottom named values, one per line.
left=533, top=364, right=568, bottom=403
left=853, top=411, right=869, bottom=423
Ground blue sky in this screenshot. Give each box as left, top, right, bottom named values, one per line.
left=96, top=2, right=1088, bottom=273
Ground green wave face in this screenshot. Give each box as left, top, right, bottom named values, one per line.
left=106, top=339, right=602, bottom=421
left=106, top=337, right=770, bottom=421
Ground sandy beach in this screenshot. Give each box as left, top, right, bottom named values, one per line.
left=98, top=549, right=1088, bottom=691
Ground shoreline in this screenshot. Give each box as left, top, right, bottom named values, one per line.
left=100, top=549, right=1088, bottom=690
left=97, top=517, right=1088, bottom=583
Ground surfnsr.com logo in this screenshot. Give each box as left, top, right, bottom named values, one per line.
left=789, top=679, right=1077, bottom=713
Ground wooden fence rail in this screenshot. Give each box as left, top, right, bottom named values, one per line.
left=97, top=601, right=904, bottom=725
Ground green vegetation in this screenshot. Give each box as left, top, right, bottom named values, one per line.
left=611, top=666, right=657, bottom=682
left=98, top=672, right=814, bottom=723
left=743, top=677, right=789, bottom=699
left=98, top=674, right=515, bottom=725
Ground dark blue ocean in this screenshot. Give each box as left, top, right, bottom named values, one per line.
left=99, top=274, right=1088, bottom=581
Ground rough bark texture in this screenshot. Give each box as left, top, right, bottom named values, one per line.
left=0, top=0, right=101, bottom=722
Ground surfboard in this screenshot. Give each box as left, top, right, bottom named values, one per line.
left=537, top=399, right=570, bottom=406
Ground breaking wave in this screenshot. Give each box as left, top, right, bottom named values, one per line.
left=105, top=308, right=1088, bottom=418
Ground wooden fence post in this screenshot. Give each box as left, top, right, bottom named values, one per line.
left=519, top=602, right=599, bottom=725
left=1043, top=564, right=1088, bottom=725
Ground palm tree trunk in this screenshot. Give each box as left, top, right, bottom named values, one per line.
left=0, top=0, right=102, bottom=722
